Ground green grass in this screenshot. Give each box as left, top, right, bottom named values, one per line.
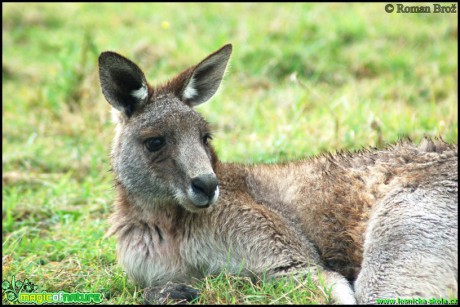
left=194, top=271, right=333, bottom=304
left=2, top=2, right=458, bottom=305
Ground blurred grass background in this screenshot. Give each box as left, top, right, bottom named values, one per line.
left=2, top=2, right=458, bottom=304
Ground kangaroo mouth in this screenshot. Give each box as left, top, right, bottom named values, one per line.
left=174, top=174, right=219, bottom=212
left=184, top=174, right=219, bottom=209
left=187, top=185, right=220, bottom=209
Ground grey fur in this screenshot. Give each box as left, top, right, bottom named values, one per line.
left=98, top=44, right=458, bottom=304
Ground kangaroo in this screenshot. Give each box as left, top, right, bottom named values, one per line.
left=98, top=44, right=458, bottom=304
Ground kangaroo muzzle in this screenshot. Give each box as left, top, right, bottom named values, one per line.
left=189, top=173, right=219, bottom=208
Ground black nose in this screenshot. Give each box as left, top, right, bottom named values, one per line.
left=191, top=174, right=218, bottom=200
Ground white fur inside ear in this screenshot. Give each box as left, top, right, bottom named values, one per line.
left=183, top=77, right=198, bottom=100
left=131, top=84, right=148, bottom=100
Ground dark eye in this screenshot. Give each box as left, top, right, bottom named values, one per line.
left=145, top=137, right=165, bottom=152
left=203, top=133, right=212, bottom=146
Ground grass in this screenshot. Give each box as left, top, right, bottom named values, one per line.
left=194, top=271, right=332, bottom=305
left=2, top=2, right=458, bottom=305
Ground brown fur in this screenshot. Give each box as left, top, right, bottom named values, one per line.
left=236, top=138, right=458, bottom=281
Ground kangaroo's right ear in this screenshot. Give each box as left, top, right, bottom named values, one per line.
left=98, top=52, right=150, bottom=118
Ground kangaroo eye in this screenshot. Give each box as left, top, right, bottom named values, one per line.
left=145, top=137, right=165, bottom=152
left=203, top=133, right=212, bottom=146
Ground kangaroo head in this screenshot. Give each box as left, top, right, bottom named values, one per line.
left=98, top=44, right=232, bottom=212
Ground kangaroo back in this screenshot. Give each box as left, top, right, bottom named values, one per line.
left=355, top=140, right=458, bottom=303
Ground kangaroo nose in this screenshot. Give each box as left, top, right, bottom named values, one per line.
left=191, top=174, right=218, bottom=201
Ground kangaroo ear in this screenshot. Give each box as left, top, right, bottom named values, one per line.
left=180, top=44, right=232, bottom=106
left=98, top=52, right=150, bottom=117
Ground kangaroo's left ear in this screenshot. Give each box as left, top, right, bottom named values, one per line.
left=180, top=44, right=232, bottom=106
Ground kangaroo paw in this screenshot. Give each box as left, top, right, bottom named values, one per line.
left=144, top=282, right=200, bottom=305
